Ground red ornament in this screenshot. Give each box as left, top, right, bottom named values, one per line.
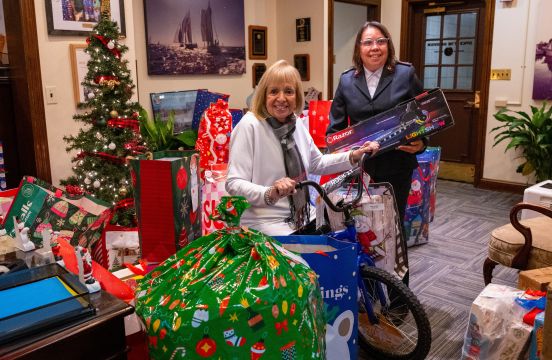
left=250, top=339, right=266, bottom=360
left=176, top=166, right=188, bottom=190
left=196, top=335, right=217, bottom=357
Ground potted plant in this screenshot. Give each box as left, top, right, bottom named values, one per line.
left=138, top=109, right=197, bottom=151
left=491, top=102, right=552, bottom=182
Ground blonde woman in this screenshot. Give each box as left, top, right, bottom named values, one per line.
left=226, top=60, right=378, bottom=235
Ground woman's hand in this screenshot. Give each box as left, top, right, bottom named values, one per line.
left=267, top=177, right=297, bottom=203
left=351, top=141, right=380, bottom=164
left=397, top=139, right=424, bottom=154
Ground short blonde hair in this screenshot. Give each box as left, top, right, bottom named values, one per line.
left=251, top=60, right=305, bottom=120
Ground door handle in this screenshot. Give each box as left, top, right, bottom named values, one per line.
left=464, top=90, right=480, bottom=109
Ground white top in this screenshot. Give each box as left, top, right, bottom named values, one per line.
left=226, top=112, right=353, bottom=235
left=363, top=66, right=383, bottom=97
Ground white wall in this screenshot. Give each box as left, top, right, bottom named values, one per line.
left=483, top=0, right=540, bottom=184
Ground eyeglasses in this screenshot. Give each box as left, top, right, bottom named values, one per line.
left=360, top=38, right=389, bottom=47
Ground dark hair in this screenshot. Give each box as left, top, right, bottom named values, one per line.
left=352, top=21, right=397, bottom=75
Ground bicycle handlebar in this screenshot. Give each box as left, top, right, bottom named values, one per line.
left=295, top=153, right=368, bottom=213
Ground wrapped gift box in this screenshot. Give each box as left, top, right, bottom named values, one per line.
left=529, top=311, right=545, bottom=360
left=518, top=267, right=552, bottom=291
left=542, top=284, right=552, bottom=359
left=325, top=88, right=454, bottom=154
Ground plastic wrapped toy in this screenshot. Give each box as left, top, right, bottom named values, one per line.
left=135, top=196, right=326, bottom=359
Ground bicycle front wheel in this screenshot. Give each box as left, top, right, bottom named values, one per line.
left=358, top=266, right=431, bottom=360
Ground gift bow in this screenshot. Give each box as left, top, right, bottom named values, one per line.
left=275, top=319, right=288, bottom=335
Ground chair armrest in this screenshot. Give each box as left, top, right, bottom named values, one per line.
left=509, top=202, right=552, bottom=268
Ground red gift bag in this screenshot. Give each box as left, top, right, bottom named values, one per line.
left=308, top=100, right=332, bottom=149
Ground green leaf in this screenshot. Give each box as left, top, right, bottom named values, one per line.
left=175, top=130, right=198, bottom=147
left=521, top=161, right=534, bottom=176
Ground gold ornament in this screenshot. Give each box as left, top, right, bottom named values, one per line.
left=118, top=187, right=128, bottom=197
left=110, top=110, right=119, bottom=118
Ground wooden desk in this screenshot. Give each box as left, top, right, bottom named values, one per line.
left=0, top=253, right=135, bottom=360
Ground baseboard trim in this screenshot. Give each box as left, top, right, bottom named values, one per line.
left=477, top=178, right=527, bottom=194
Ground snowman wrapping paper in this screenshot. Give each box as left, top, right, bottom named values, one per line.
left=135, top=196, right=326, bottom=359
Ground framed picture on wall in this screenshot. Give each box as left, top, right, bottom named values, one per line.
left=252, top=63, right=266, bottom=87
left=45, top=0, right=126, bottom=36
left=70, top=44, right=91, bottom=106
left=144, top=0, right=246, bottom=75
left=294, top=54, right=310, bottom=81
left=248, top=25, right=267, bottom=60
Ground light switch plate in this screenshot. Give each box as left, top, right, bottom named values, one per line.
left=45, top=86, right=58, bottom=104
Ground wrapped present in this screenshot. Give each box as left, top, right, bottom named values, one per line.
left=195, top=99, right=232, bottom=178
left=1, top=176, right=110, bottom=248
left=308, top=100, right=332, bottom=149
left=403, top=146, right=441, bottom=247
left=229, top=108, right=244, bottom=128
left=135, top=197, right=326, bottom=360
left=191, top=89, right=230, bottom=130
left=542, top=285, right=552, bottom=359
left=529, top=312, right=545, bottom=360
left=130, top=151, right=201, bottom=264
left=462, top=283, right=533, bottom=360
left=201, top=164, right=228, bottom=236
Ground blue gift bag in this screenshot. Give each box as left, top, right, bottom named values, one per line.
left=191, top=90, right=230, bottom=129
left=275, top=235, right=358, bottom=360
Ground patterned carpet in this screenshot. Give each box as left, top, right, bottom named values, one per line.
left=360, top=179, right=523, bottom=359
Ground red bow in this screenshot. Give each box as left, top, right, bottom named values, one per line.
left=88, top=34, right=121, bottom=59
left=107, top=118, right=140, bottom=133
left=274, top=319, right=288, bottom=335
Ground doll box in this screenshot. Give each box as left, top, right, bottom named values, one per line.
left=325, top=88, right=454, bottom=154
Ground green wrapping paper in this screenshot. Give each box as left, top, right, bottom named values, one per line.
left=135, top=196, right=326, bottom=359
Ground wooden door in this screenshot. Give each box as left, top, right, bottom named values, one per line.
left=403, top=0, right=493, bottom=183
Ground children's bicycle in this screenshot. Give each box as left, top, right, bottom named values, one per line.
left=296, top=159, right=432, bottom=360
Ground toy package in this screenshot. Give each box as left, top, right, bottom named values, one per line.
left=325, top=88, right=454, bottom=154
left=135, top=196, right=326, bottom=359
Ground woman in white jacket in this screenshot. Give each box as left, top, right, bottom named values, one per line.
left=226, top=60, right=379, bottom=235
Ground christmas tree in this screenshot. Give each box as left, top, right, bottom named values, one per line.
left=62, top=12, right=144, bottom=225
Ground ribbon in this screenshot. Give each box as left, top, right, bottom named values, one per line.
left=107, top=118, right=140, bottom=133
left=87, top=34, right=121, bottom=59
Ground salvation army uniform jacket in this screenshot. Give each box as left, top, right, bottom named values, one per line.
left=328, top=61, right=424, bottom=177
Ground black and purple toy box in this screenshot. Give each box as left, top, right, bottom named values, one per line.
left=325, top=88, right=454, bottom=154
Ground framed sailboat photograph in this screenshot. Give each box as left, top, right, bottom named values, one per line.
left=144, top=0, right=246, bottom=75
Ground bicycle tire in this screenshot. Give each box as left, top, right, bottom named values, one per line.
left=358, top=266, right=431, bottom=360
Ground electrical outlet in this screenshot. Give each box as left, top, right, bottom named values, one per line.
left=45, top=86, right=58, bottom=104
left=490, top=69, right=511, bottom=80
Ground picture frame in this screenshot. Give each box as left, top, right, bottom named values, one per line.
left=248, top=25, right=267, bottom=60
left=296, top=18, right=311, bottom=42
left=294, top=54, right=310, bottom=81
left=45, top=0, right=126, bottom=37
left=143, top=0, right=246, bottom=75
left=70, top=44, right=90, bottom=106
left=252, top=63, right=266, bottom=88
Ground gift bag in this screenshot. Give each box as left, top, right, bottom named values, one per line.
left=276, top=235, right=358, bottom=360
left=317, top=181, right=408, bottom=279
left=191, top=89, right=230, bottom=130
left=201, top=164, right=229, bottom=235
left=308, top=100, right=332, bottom=149
left=462, top=284, right=533, bottom=360
left=403, top=147, right=441, bottom=247
left=195, top=99, right=232, bottom=177
left=1, top=176, right=110, bottom=248
left=135, top=197, right=326, bottom=359
left=130, top=151, right=201, bottom=264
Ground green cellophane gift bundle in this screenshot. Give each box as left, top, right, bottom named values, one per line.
left=135, top=196, right=326, bottom=359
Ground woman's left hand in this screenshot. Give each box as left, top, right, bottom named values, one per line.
left=397, top=139, right=424, bottom=154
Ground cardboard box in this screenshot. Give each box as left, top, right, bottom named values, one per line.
left=518, top=267, right=552, bottom=291
left=325, top=88, right=454, bottom=154
left=542, top=285, right=552, bottom=359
